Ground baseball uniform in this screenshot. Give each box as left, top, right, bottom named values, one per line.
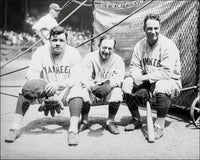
left=26, top=43, right=83, bottom=104
left=32, top=13, right=58, bottom=40
left=81, top=50, right=125, bottom=104
left=124, top=34, right=182, bottom=98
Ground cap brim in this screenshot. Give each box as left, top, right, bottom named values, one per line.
left=55, top=8, right=61, bottom=11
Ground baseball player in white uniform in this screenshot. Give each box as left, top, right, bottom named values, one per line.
left=32, top=3, right=61, bottom=44
left=122, top=13, right=182, bottom=140
left=79, top=34, right=125, bottom=135
left=5, top=26, right=83, bottom=146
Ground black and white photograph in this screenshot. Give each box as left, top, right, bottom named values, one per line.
left=1, top=0, right=199, bottom=159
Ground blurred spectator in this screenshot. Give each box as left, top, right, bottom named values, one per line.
left=1, top=25, right=91, bottom=47
left=2, top=30, right=37, bottom=46
left=32, top=3, right=61, bottom=44
left=65, top=25, right=91, bottom=47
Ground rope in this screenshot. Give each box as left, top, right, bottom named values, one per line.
left=0, top=66, right=29, bottom=77
left=0, top=0, right=75, bottom=69
left=58, top=0, right=87, bottom=26
left=0, top=0, right=152, bottom=78
left=1, top=38, right=44, bottom=69
left=0, top=0, right=153, bottom=99
left=0, top=85, right=21, bottom=88
left=61, top=0, right=73, bottom=10
left=72, top=0, right=92, bottom=7
left=75, top=0, right=154, bottom=48
left=0, top=92, right=18, bottom=98
left=181, top=86, right=197, bottom=92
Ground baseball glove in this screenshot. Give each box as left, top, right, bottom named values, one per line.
left=38, top=99, right=64, bottom=117
left=92, top=80, right=112, bottom=99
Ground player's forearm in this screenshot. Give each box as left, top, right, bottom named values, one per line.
left=81, top=80, right=96, bottom=91
left=130, top=68, right=143, bottom=80
left=141, top=70, right=171, bottom=82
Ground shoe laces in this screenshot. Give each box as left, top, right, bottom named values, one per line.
left=154, top=124, right=163, bottom=130
left=81, top=120, right=88, bottom=125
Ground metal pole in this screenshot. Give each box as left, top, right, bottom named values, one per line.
left=0, top=0, right=87, bottom=69
left=91, top=0, right=95, bottom=52
left=4, top=0, right=8, bottom=31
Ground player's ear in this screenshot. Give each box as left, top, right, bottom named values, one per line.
left=113, top=40, right=116, bottom=49
left=143, top=25, right=146, bottom=32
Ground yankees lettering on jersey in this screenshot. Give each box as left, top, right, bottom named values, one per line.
left=43, top=65, right=70, bottom=75
left=96, top=67, right=118, bottom=82
left=130, top=35, right=181, bottom=81
left=142, top=57, right=161, bottom=68
left=141, top=48, right=162, bottom=74
left=26, top=44, right=82, bottom=87
left=81, top=50, right=125, bottom=88
left=99, top=69, right=117, bottom=79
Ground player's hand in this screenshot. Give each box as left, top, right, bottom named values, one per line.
left=91, top=80, right=112, bottom=99
left=134, top=77, right=143, bottom=86
left=45, top=82, right=59, bottom=97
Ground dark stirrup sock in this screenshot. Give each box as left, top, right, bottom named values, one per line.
left=108, top=101, right=120, bottom=115
left=154, top=93, right=171, bottom=118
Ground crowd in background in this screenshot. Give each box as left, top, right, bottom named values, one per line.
left=65, top=25, right=91, bottom=47
left=1, top=25, right=92, bottom=47
left=1, top=30, right=37, bottom=46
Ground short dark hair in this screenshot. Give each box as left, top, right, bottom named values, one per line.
left=143, top=13, right=161, bottom=29
left=49, top=26, right=68, bottom=40
left=98, top=34, right=116, bottom=48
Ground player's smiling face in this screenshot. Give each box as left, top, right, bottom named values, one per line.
left=99, top=39, right=115, bottom=62
left=144, top=19, right=160, bottom=47
left=50, top=33, right=67, bottom=56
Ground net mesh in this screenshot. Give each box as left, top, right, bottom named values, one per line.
left=93, top=0, right=199, bottom=109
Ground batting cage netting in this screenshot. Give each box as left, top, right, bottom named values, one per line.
left=92, top=0, right=199, bottom=109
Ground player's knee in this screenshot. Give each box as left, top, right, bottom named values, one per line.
left=68, top=97, right=83, bottom=107
left=109, top=87, right=123, bottom=102
left=154, top=80, right=171, bottom=96
left=122, top=77, right=134, bottom=94
left=111, top=87, right=122, bottom=96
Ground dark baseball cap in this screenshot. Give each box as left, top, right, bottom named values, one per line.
left=22, top=79, right=48, bottom=100
left=49, top=3, right=61, bottom=11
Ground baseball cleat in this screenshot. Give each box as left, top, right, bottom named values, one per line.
left=78, top=120, right=88, bottom=133
left=154, top=126, right=164, bottom=140
left=68, top=132, right=79, bottom=146
left=5, top=129, right=19, bottom=143
left=124, top=118, right=143, bottom=131
left=107, top=120, right=119, bottom=135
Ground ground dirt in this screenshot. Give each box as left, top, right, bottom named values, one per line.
left=1, top=59, right=199, bottom=159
